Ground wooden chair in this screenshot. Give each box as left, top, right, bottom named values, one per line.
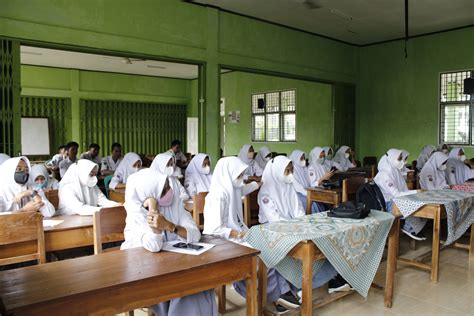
left=44, top=189, right=59, bottom=209
left=92, top=206, right=127, bottom=254
left=342, top=176, right=367, bottom=202
left=0, top=212, right=45, bottom=267
left=192, top=192, right=208, bottom=230
left=243, top=189, right=260, bottom=227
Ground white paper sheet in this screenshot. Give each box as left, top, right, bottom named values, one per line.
left=42, top=219, right=64, bottom=227
left=162, top=240, right=215, bottom=256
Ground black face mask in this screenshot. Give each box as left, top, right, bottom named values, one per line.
left=14, top=171, right=29, bottom=185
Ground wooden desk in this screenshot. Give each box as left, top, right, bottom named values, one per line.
left=306, top=188, right=342, bottom=214
left=0, top=237, right=259, bottom=316
left=393, top=204, right=474, bottom=283
left=258, top=217, right=400, bottom=315
left=109, top=188, right=126, bottom=203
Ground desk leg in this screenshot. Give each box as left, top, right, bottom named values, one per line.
left=246, top=256, right=258, bottom=316
left=258, top=257, right=267, bottom=316
left=431, top=210, right=441, bottom=283
left=306, top=193, right=311, bottom=215
left=384, top=216, right=399, bottom=308
left=217, top=285, right=226, bottom=314
left=469, top=224, right=474, bottom=262
left=301, top=243, right=314, bottom=316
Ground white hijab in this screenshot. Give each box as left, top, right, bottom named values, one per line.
left=185, top=153, right=212, bottom=194
left=334, top=145, right=354, bottom=171
left=0, top=153, right=11, bottom=165
left=254, top=146, right=271, bottom=170
left=205, top=157, right=248, bottom=231
left=375, top=149, right=408, bottom=191
left=437, top=143, right=449, bottom=153
left=416, top=145, right=435, bottom=170
left=59, top=160, right=99, bottom=209
left=258, top=156, right=301, bottom=220
left=113, top=152, right=141, bottom=185
left=290, top=150, right=311, bottom=195
left=419, top=151, right=449, bottom=190
left=29, top=164, right=56, bottom=190
left=125, top=168, right=166, bottom=216
left=447, top=148, right=472, bottom=184
left=151, top=152, right=174, bottom=174
left=322, top=146, right=335, bottom=169
left=400, top=150, right=410, bottom=176
left=0, top=156, right=32, bottom=211
left=309, top=147, right=328, bottom=182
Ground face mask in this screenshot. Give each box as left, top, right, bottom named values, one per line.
left=14, top=171, right=29, bottom=185
left=299, top=160, right=306, bottom=167
left=87, top=176, right=98, bottom=188
left=459, top=155, right=466, bottom=162
left=159, top=188, right=174, bottom=206
left=247, top=152, right=254, bottom=160
left=344, top=153, right=350, bottom=159
left=264, top=156, right=271, bottom=162
left=439, top=164, right=447, bottom=171
left=232, top=178, right=244, bottom=188
left=442, top=149, right=448, bottom=154
left=165, top=166, right=174, bottom=176
left=35, top=182, right=47, bottom=190
left=394, top=160, right=404, bottom=170
left=326, top=154, right=333, bottom=160
left=283, top=173, right=294, bottom=184
left=202, top=166, right=210, bottom=174
left=132, top=167, right=140, bottom=173
left=317, top=157, right=325, bottom=164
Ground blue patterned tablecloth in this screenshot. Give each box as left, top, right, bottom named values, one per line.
left=245, top=211, right=394, bottom=298
left=393, top=190, right=474, bottom=245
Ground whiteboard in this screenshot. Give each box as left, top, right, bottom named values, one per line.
left=21, top=118, right=50, bottom=155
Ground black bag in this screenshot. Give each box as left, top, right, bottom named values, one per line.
left=328, top=201, right=370, bottom=219
left=356, top=181, right=386, bottom=212
left=321, top=179, right=342, bottom=189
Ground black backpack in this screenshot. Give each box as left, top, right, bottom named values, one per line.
left=356, top=181, right=386, bottom=212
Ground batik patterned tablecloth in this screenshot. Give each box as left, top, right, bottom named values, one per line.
left=245, top=211, right=394, bottom=298
left=451, top=182, right=474, bottom=193
left=393, top=190, right=474, bottom=245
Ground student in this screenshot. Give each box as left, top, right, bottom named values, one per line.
left=121, top=168, right=216, bottom=316
left=168, top=139, right=188, bottom=168
left=437, top=143, right=449, bottom=154
left=0, top=157, right=55, bottom=217
left=333, top=146, right=355, bottom=171
left=254, top=146, right=271, bottom=177
left=151, top=153, right=189, bottom=201
left=0, top=153, right=11, bottom=165
left=257, top=156, right=347, bottom=294
left=290, top=150, right=322, bottom=213
left=30, top=164, right=59, bottom=190
left=416, top=145, right=435, bottom=171
left=80, top=143, right=101, bottom=165
left=322, top=146, right=338, bottom=170
left=308, top=147, right=335, bottom=187
left=374, top=149, right=426, bottom=240
left=46, top=145, right=66, bottom=171
left=446, top=147, right=474, bottom=185
left=59, top=141, right=79, bottom=178
left=108, top=152, right=141, bottom=190
left=58, top=160, right=118, bottom=215
left=184, top=153, right=212, bottom=198
left=202, top=157, right=294, bottom=312
left=419, top=152, right=450, bottom=191
left=400, top=150, right=411, bottom=179
left=101, top=143, right=123, bottom=176
left=237, top=144, right=258, bottom=180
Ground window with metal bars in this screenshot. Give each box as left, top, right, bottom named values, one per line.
left=439, top=70, right=473, bottom=145
left=251, top=89, right=296, bottom=142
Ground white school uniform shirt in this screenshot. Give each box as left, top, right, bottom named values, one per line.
left=333, top=146, right=355, bottom=171
left=58, top=160, right=117, bottom=216
left=258, top=156, right=305, bottom=223
left=80, top=152, right=102, bottom=165
left=0, top=153, right=11, bottom=166
left=238, top=144, right=256, bottom=179
left=446, top=147, right=474, bottom=185
left=59, top=157, right=77, bottom=178
left=184, top=153, right=212, bottom=198
left=108, top=152, right=141, bottom=190
left=30, top=164, right=59, bottom=190
left=419, top=152, right=449, bottom=191
left=151, top=153, right=189, bottom=201
left=120, top=169, right=200, bottom=253
left=416, top=145, right=435, bottom=171
left=0, top=157, right=55, bottom=217
left=101, top=155, right=123, bottom=173
left=203, top=157, right=258, bottom=239
left=254, top=146, right=271, bottom=177
left=46, top=153, right=64, bottom=168
left=289, top=150, right=311, bottom=196
left=374, top=149, right=418, bottom=202
left=308, top=147, right=329, bottom=187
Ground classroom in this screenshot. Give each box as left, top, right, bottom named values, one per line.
left=0, top=1, right=473, bottom=315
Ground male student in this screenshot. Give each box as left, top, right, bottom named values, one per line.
left=101, top=142, right=123, bottom=176
left=46, top=145, right=66, bottom=171
left=168, top=140, right=188, bottom=168
left=59, top=141, right=79, bottom=178
left=80, top=143, right=101, bottom=166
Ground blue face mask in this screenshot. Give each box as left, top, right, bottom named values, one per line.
left=35, top=182, right=47, bottom=190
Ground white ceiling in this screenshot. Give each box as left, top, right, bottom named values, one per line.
left=21, top=46, right=199, bottom=79
left=192, top=0, right=474, bottom=45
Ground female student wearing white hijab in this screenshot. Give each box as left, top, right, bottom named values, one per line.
left=203, top=157, right=296, bottom=312
left=374, top=149, right=427, bottom=240
left=437, top=143, right=449, bottom=154
left=184, top=153, right=212, bottom=198
left=446, top=148, right=474, bottom=185
left=121, top=168, right=216, bottom=316
left=58, top=160, right=118, bottom=215
left=419, top=152, right=450, bottom=191
left=0, top=157, right=55, bottom=217
left=333, top=146, right=355, bottom=171
left=308, top=147, right=335, bottom=186
left=416, top=145, right=435, bottom=171
left=30, top=164, right=59, bottom=190
left=0, top=153, right=10, bottom=165
left=400, top=150, right=411, bottom=179
left=108, top=152, right=142, bottom=190
left=151, top=153, right=189, bottom=201
left=254, top=146, right=271, bottom=177
left=322, top=146, right=338, bottom=170
left=237, top=144, right=258, bottom=180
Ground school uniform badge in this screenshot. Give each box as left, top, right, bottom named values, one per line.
left=263, top=197, right=269, bottom=204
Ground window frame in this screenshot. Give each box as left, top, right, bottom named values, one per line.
left=251, top=89, right=297, bottom=143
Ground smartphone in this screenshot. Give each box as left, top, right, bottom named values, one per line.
left=330, top=167, right=337, bottom=172
left=31, top=190, right=38, bottom=198
left=172, top=242, right=203, bottom=251
left=187, top=243, right=204, bottom=250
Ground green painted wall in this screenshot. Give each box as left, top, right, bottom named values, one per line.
left=221, top=71, right=333, bottom=156
left=356, top=27, right=474, bottom=161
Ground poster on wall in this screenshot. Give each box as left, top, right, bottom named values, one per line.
left=228, top=111, right=240, bottom=123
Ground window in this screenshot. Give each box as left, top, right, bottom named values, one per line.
left=439, top=70, right=473, bottom=145
left=251, top=89, right=296, bottom=142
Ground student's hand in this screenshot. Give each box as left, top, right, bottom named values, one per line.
left=147, top=209, right=162, bottom=234
left=18, top=200, right=44, bottom=213
left=230, top=230, right=245, bottom=239
left=14, top=190, right=33, bottom=204
left=322, top=171, right=334, bottom=181
left=257, top=181, right=263, bottom=189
